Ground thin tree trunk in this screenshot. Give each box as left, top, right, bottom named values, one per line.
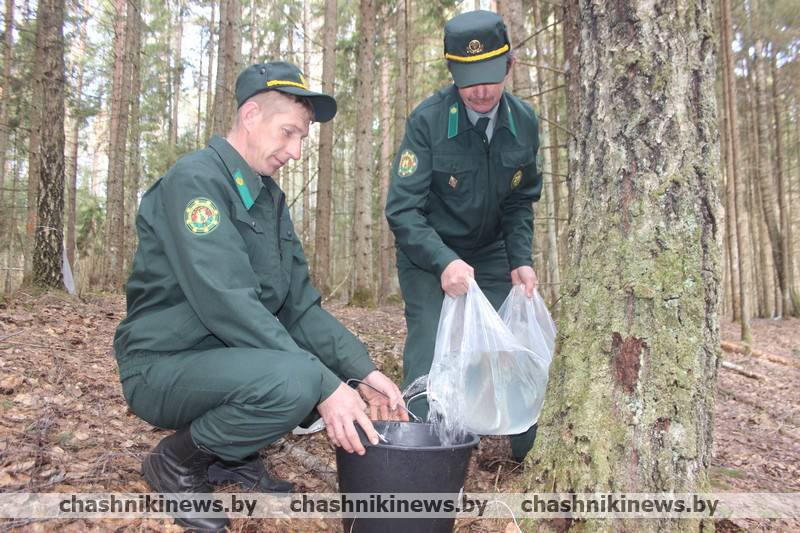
left=0, top=0, right=15, bottom=235
left=770, top=52, right=792, bottom=317
left=528, top=5, right=721, bottom=531
left=25, top=0, right=45, bottom=280
left=248, top=0, right=257, bottom=64
left=392, top=0, right=408, bottom=151
left=378, top=49, right=394, bottom=304
left=720, top=0, right=752, bottom=342
left=125, top=0, right=142, bottom=269
left=753, top=39, right=785, bottom=317
left=350, top=0, right=376, bottom=305
left=65, top=0, right=88, bottom=270
left=32, top=0, right=66, bottom=288
left=168, top=0, right=184, bottom=167
left=533, top=0, right=560, bottom=305
left=301, top=0, right=311, bottom=249
left=204, top=0, right=216, bottom=143
left=744, top=57, right=768, bottom=317
left=211, top=0, right=241, bottom=137
left=313, top=0, right=337, bottom=295
left=103, top=0, right=131, bottom=289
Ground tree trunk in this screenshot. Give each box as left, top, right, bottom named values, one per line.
left=770, top=53, right=792, bottom=317
left=350, top=0, right=376, bottom=306
left=313, top=0, right=337, bottom=295
left=211, top=0, right=241, bottom=137
left=393, top=1, right=408, bottom=152
left=25, top=0, right=45, bottom=280
left=65, top=0, right=88, bottom=270
left=533, top=0, right=560, bottom=305
left=103, top=0, right=132, bottom=290
left=168, top=0, right=184, bottom=167
left=378, top=50, right=395, bottom=304
left=204, top=0, right=216, bottom=143
left=720, top=0, right=752, bottom=343
left=753, top=39, right=785, bottom=317
left=32, top=0, right=66, bottom=289
left=0, top=0, right=14, bottom=236
left=527, top=5, right=721, bottom=532
left=301, top=0, right=311, bottom=249
left=744, top=57, right=768, bottom=317
left=125, top=0, right=142, bottom=268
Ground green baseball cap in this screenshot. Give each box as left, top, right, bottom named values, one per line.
left=235, top=61, right=337, bottom=122
left=444, top=10, right=511, bottom=88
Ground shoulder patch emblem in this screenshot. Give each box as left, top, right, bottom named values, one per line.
left=185, top=198, right=220, bottom=235
left=397, top=149, right=418, bottom=177
left=511, top=170, right=523, bottom=189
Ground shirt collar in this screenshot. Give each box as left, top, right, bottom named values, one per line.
left=445, top=85, right=517, bottom=139
left=208, top=134, right=264, bottom=210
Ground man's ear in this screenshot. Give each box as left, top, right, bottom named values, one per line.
left=239, top=100, right=261, bottom=131
left=506, top=54, right=516, bottom=74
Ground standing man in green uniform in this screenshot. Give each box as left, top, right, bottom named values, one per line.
left=115, top=61, right=406, bottom=532
left=385, top=11, right=542, bottom=462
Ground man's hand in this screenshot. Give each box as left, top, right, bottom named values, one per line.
left=317, top=383, right=378, bottom=455
left=511, top=266, right=539, bottom=297
left=358, top=371, right=409, bottom=422
left=440, top=259, right=474, bottom=297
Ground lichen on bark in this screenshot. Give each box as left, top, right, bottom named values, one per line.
left=523, top=2, right=721, bottom=532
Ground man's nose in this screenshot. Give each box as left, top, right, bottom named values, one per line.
left=288, top=138, right=302, bottom=161
left=472, top=84, right=490, bottom=99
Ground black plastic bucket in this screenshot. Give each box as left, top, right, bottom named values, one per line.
left=335, top=421, right=479, bottom=533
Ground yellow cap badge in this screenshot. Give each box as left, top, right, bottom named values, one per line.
left=511, top=170, right=523, bottom=189
left=397, top=149, right=418, bottom=177
left=448, top=176, right=458, bottom=189
left=185, top=198, right=220, bottom=235
left=466, top=40, right=484, bottom=55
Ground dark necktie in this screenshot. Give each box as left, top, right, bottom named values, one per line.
left=474, top=116, right=490, bottom=134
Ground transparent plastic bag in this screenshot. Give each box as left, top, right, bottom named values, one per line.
left=427, top=280, right=555, bottom=439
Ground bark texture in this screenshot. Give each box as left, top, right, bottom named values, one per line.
left=527, top=2, right=721, bottom=531
left=312, top=0, right=337, bottom=295
left=211, top=0, right=241, bottom=137
left=719, top=0, right=752, bottom=343
left=350, top=0, right=376, bottom=306
left=32, top=0, right=66, bottom=288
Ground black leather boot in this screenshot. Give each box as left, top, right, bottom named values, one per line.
left=208, top=454, right=294, bottom=493
left=510, top=423, right=538, bottom=463
left=142, top=427, right=229, bottom=532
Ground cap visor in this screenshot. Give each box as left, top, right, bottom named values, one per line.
left=275, top=86, right=337, bottom=122
left=448, top=55, right=507, bottom=88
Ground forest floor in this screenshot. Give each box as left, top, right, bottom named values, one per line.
left=0, top=290, right=798, bottom=532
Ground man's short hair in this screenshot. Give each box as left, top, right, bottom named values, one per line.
left=230, top=91, right=314, bottom=133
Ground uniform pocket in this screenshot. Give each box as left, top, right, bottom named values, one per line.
left=498, top=148, right=535, bottom=197
left=431, top=154, right=480, bottom=198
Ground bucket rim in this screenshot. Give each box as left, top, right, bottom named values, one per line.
left=365, top=421, right=480, bottom=451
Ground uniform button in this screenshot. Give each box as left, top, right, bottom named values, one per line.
left=251, top=221, right=256, bottom=228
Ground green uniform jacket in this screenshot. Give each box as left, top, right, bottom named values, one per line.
left=114, top=135, right=375, bottom=399
left=386, top=85, right=542, bottom=276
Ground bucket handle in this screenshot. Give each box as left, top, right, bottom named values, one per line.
left=346, top=379, right=423, bottom=423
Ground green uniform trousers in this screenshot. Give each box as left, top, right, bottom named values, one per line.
left=120, top=347, right=322, bottom=461
left=397, top=240, right=537, bottom=456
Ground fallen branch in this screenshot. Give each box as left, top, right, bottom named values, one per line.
left=720, top=360, right=765, bottom=381
left=717, top=386, right=800, bottom=430
left=275, top=438, right=337, bottom=490
left=720, top=341, right=800, bottom=369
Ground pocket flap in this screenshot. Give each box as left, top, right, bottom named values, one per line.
left=433, top=154, right=479, bottom=173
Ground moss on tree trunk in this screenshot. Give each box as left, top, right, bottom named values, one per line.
left=524, top=2, right=721, bottom=531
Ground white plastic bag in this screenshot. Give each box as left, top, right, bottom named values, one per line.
left=427, top=280, right=554, bottom=438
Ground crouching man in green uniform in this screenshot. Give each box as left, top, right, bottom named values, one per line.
left=385, top=11, right=542, bottom=462
left=114, top=61, right=406, bottom=532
